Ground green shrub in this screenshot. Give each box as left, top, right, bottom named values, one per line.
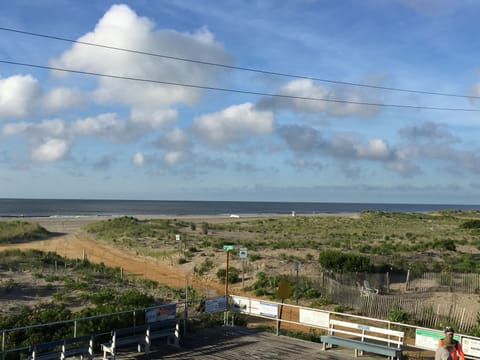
left=248, top=253, right=262, bottom=261
left=461, top=220, right=480, bottom=229
left=195, top=259, right=214, bottom=275
left=388, top=307, right=409, bottom=322
left=319, top=249, right=373, bottom=273
left=216, top=267, right=240, bottom=283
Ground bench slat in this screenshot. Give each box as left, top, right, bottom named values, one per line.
left=321, top=335, right=402, bottom=357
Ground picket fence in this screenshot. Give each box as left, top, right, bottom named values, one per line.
left=296, top=272, right=479, bottom=333
left=406, top=272, right=480, bottom=293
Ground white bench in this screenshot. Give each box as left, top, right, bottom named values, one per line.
left=61, top=335, right=94, bottom=359
left=101, top=325, right=148, bottom=359
left=101, top=320, right=180, bottom=359
left=145, top=320, right=180, bottom=353
left=320, top=319, right=404, bottom=360
left=27, top=335, right=94, bottom=360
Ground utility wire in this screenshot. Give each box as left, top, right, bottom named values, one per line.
left=1, top=26, right=479, bottom=100
left=1, top=59, right=479, bottom=112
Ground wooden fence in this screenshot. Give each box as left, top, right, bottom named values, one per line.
left=406, top=272, right=480, bottom=293
left=358, top=294, right=477, bottom=333
left=296, top=272, right=479, bottom=333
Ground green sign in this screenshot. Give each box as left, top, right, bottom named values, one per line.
left=415, top=328, right=461, bottom=350
left=223, top=245, right=234, bottom=251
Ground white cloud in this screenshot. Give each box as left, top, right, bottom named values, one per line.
left=258, top=79, right=379, bottom=117
left=41, top=87, right=84, bottom=113
left=164, top=151, right=185, bottom=165
left=0, top=75, right=40, bottom=120
left=51, top=4, right=232, bottom=110
left=132, top=152, right=145, bottom=166
left=2, top=122, right=30, bottom=135
left=0, top=75, right=85, bottom=120
left=192, top=102, right=274, bottom=146
left=36, top=118, right=67, bottom=138
left=31, top=138, right=70, bottom=162
left=355, top=139, right=390, bottom=160
left=130, top=109, right=177, bottom=129
left=72, top=113, right=130, bottom=142
left=154, top=128, right=191, bottom=150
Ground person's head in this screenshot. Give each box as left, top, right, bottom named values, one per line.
left=444, top=326, right=455, bottom=338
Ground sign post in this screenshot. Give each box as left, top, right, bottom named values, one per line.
left=294, top=261, right=301, bottom=304
left=223, top=245, right=234, bottom=296
left=277, top=280, right=291, bottom=334
left=239, top=248, right=248, bottom=288
left=223, top=244, right=234, bottom=326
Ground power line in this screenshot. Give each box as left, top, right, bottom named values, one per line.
left=1, top=26, right=479, bottom=100
left=1, top=59, right=479, bottom=112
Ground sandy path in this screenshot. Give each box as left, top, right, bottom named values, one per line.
left=0, top=232, right=225, bottom=296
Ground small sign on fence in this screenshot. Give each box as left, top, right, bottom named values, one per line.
left=299, top=308, right=330, bottom=327
left=145, top=303, right=176, bottom=323
left=205, top=296, right=227, bottom=313
left=462, top=337, right=480, bottom=358
left=415, top=329, right=460, bottom=350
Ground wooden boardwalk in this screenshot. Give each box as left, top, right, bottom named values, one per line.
left=116, top=325, right=386, bottom=360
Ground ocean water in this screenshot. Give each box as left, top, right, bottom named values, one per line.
left=0, top=198, right=479, bottom=218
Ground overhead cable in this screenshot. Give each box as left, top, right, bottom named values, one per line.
left=1, top=59, right=479, bottom=112
left=0, top=26, right=479, bottom=100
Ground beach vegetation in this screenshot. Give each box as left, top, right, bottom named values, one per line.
left=82, top=211, right=480, bottom=275
left=201, top=222, right=209, bottom=234
left=460, top=220, right=480, bottom=229
left=0, top=220, right=50, bottom=244
left=194, top=258, right=214, bottom=275
left=319, top=249, right=373, bottom=273
left=216, top=266, right=240, bottom=283
left=0, top=249, right=184, bottom=355
left=248, top=253, right=262, bottom=261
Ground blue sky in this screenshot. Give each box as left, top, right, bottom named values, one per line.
left=1, top=0, right=480, bottom=204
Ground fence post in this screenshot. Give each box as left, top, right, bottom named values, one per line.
left=386, top=272, right=390, bottom=294
left=405, top=269, right=410, bottom=291
left=185, top=275, right=188, bottom=335
left=2, top=330, right=5, bottom=360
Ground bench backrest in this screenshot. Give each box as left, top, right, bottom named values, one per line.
left=31, top=339, right=64, bottom=358
left=112, top=324, right=148, bottom=337
left=63, top=335, right=93, bottom=346
left=329, top=320, right=404, bottom=347
left=147, top=320, right=177, bottom=332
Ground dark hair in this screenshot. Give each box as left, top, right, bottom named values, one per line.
left=444, top=326, right=455, bottom=333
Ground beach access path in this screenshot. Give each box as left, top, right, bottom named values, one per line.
left=0, top=216, right=229, bottom=295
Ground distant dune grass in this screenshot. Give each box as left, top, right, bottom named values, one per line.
left=0, top=220, right=50, bottom=244
left=83, top=210, right=480, bottom=274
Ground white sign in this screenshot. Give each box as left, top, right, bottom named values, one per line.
left=299, top=308, right=330, bottom=328
left=462, top=337, right=480, bottom=358
left=231, top=297, right=277, bottom=318
left=239, top=248, right=248, bottom=259
left=205, top=296, right=227, bottom=313
left=258, top=300, right=278, bottom=318
left=415, top=329, right=460, bottom=350
left=232, top=296, right=250, bottom=314
left=175, top=234, right=180, bottom=241
left=145, top=304, right=176, bottom=323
